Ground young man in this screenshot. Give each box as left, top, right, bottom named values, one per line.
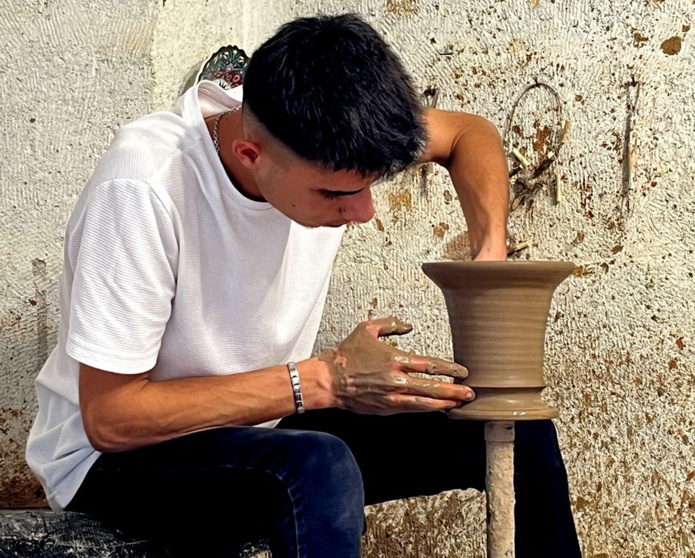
left=27, top=14, right=581, bottom=558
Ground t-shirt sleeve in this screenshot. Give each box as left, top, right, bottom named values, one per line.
left=65, top=179, right=178, bottom=374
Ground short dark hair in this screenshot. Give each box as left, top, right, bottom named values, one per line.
left=243, top=14, right=425, bottom=178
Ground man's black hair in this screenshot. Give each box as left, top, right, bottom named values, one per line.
left=243, top=14, right=426, bottom=178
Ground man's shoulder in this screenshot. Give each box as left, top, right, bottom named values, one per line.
left=114, top=110, right=195, bottom=156
left=91, top=110, right=204, bottom=187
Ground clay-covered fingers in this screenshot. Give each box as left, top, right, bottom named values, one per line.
left=362, top=316, right=413, bottom=339
left=385, top=394, right=464, bottom=412
left=393, top=354, right=468, bottom=380
left=392, top=372, right=475, bottom=403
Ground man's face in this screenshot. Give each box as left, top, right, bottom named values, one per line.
left=253, top=147, right=378, bottom=229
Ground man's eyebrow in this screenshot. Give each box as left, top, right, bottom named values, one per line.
left=317, top=187, right=365, bottom=197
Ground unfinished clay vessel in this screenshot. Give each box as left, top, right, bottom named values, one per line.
left=422, top=261, right=574, bottom=421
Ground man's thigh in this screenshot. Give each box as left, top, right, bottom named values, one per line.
left=66, top=426, right=348, bottom=550
left=278, top=409, right=488, bottom=505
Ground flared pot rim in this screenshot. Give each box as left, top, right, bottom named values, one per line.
left=421, top=260, right=576, bottom=286
left=422, top=260, right=575, bottom=270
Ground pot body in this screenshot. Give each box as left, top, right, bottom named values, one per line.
left=422, top=261, right=574, bottom=420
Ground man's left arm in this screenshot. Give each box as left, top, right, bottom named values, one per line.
left=420, top=108, right=509, bottom=261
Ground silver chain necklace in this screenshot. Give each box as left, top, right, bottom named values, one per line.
left=212, top=106, right=242, bottom=153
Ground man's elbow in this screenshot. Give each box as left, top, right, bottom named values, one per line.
left=469, top=114, right=502, bottom=140
left=79, top=364, right=150, bottom=452
left=82, top=407, right=134, bottom=452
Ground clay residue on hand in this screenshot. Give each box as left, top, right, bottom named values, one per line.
left=319, top=317, right=471, bottom=414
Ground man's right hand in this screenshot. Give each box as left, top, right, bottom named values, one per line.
left=318, top=316, right=475, bottom=415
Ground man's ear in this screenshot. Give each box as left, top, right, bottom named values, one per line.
left=232, top=139, right=262, bottom=169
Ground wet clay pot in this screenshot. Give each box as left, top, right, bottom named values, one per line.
left=422, top=261, right=574, bottom=421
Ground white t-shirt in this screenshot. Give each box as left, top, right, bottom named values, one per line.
left=26, top=81, right=345, bottom=511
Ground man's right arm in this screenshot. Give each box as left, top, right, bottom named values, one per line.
left=79, top=359, right=334, bottom=452
left=80, top=317, right=475, bottom=453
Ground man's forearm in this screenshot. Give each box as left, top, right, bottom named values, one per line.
left=79, top=359, right=334, bottom=452
left=445, top=115, right=509, bottom=259
left=422, top=109, right=509, bottom=259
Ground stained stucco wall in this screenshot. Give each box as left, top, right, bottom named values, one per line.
left=1, top=1, right=694, bottom=557
left=0, top=0, right=158, bottom=506
left=322, top=2, right=695, bottom=556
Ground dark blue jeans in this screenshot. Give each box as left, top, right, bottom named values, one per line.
left=67, top=410, right=581, bottom=557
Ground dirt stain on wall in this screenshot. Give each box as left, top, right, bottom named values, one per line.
left=533, top=123, right=553, bottom=161
left=633, top=31, right=649, bottom=48
left=385, top=0, right=419, bottom=16
left=572, top=265, right=595, bottom=277
left=442, top=232, right=470, bottom=260
left=433, top=222, right=449, bottom=239
left=661, top=36, right=682, bottom=55
left=0, top=428, right=45, bottom=507
left=388, top=188, right=413, bottom=212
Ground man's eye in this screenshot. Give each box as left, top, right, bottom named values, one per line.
left=320, top=191, right=339, bottom=200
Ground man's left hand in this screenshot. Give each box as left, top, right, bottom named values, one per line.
left=473, top=243, right=508, bottom=262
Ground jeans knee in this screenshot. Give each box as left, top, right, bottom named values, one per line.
left=295, top=432, right=361, bottom=479
left=285, top=431, right=364, bottom=506
left=266, top=432, right=364, bottom=556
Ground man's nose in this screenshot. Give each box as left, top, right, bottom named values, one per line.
left=341, top=190, right=375, bottom=223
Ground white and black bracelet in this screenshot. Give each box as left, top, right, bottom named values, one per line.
left=287, top=361, right=306, bottom=414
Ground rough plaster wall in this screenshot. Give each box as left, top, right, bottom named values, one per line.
left=0, top=0, right=157, bottom=506
left=2, top=0, right=694, bottom=557
left=151, top=0, right=244, bottom=110
left=313, top=1, right=695, bottom=557
left=150, top=0, right=352, bottom=110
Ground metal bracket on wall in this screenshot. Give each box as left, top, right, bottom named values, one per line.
left=503, top=80, right=570, bottom=213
